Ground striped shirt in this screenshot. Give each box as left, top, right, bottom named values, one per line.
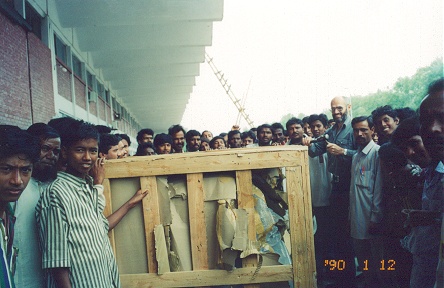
left=36, top=172, right=120, bottom=288
left=349, top=140, right=383, bottom=239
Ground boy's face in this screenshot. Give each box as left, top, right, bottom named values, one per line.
left=63, top=138, right=98, bottom=178
left=0, top=154, right=33, bottom=204
left=104, top=144, right=120, bottom=160
left=156, top=143, right=171, bottom=154
left=375, top=114, right=399, bottom=136
left=310, top=120, right=326, bottom=138
left=118, top=140, right=127, bottom=158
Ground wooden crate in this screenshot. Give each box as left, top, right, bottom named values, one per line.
left=103, top=146, right=316, bottom=287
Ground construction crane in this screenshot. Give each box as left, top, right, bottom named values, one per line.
left=205, top=52, right=254, bottom=128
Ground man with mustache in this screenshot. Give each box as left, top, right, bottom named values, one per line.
left=14, top=123, right=60, bottom=288
left=168, top=124, right=186, bottom=153
left=286, top=117, right=304, bottom=145
left=349, top=116, right=394, bottom=287
left=185, top=130, right=202, bottom=152
left=303, top=96, right=357, bottom=286
left=406, top=78, right=444, bottom=288
left=0, top=125, right=39, bottom=288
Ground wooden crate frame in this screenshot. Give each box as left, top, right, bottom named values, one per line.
left=103, top=146, right=316, bottom=287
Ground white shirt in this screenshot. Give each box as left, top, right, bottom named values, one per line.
left=349, top=140, right=383, bottom=239
left=13, top=178, right=48, bottom=288
left=309, top=153, right=332, bottom=207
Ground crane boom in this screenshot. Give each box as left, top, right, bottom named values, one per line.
left=205, top=52, right=254, bottom=128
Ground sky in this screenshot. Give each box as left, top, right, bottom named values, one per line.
left=181, top=0, right=443, bottom=135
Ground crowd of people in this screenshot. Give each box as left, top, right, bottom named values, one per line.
left=0, top=78, right=442, bottom=288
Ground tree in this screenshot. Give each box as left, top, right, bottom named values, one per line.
left=351, top=58, right=443, bottom=116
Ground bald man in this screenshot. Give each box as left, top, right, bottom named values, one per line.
left=303, top=96, right=357, bottom=286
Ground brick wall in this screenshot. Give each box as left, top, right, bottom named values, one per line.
left=89, top=96, right=97, bottom=116
left=28, top=33, right=55, bottom=123
left=99, top=97, right=106, bottom=121
left=74, top=77, right=86, bottom=109
left=0, top=12, right=56, bottom=127
left=0, top=12, right=32, bottom=128
left=106, top=104, right=111, bottom=124
left=56, top=61, right=71, bottom=101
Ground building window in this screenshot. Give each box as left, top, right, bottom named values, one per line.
left=54, top=34, right=68, bottom=64
left=87, top=71, right=94, bottom=91
left=72, top=55, right=83, bottom=79
left=112, top=97, right=117, bottom=110
left=105, top=90, right=111, bottom=104
left=25, top=2, right=42, bottom=39
left=97, top=82, right=105, bottom=100
left=86, top=71, right=97, bottom=102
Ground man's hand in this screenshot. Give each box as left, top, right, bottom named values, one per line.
left=51, top=267, right=72, bottom=288
left=326, top=142, right=345, bottom=155
left=91, top=157, right=105, bottom=185
left=107, top=188, right=149, bottom=230
left=128, top=189, right=149, bottom=208
left=302, top=136, right=312, bottom=146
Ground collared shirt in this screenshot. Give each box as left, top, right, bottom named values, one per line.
left=349, top=140, right=383, bottom=239
left=13, top=178, right=48, bottom=288
left=422, top=161, right=444, bottom=213
left=308, top=116, right=356, bottom=190
left=36, top=172, right=120, bottom=288
left=402, top=162, right=444, bottom=255
left=406, top=161, right=444, bottom=255
left=0, top=204, right=17, bottom=288
left=309, top=153, right=332, bottom=207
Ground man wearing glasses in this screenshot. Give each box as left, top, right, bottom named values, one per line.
left=303, top=96, right=357, bottom=287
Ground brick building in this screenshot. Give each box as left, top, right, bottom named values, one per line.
left=0, top=0, right=223, bottom=139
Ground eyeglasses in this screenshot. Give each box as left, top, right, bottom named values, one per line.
left=331, top=106, right=344, bottom=112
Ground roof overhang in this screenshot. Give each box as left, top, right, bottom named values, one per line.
left=53, top=0, right=224, bottom=132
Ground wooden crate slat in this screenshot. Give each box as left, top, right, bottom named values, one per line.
left=103, top=179, right=116, bottom=252
left=186, top=173, right=209, bottom=270
left=121, top=265, right=293, bottom=287
left=141, top=176, right=161, bottom=273
left=104, top=147, right=307, bottom=179
left=286, top=165, right=315, bottom=287
left=236, top=170, right=260, bottom=288
left=301, top=152, right=316, bottom=277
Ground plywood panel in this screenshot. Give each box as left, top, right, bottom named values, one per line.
left=110, top=178, right=148, bottom=274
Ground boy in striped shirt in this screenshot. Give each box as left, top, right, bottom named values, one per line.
left=36, top=120, right=120, bottom=288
